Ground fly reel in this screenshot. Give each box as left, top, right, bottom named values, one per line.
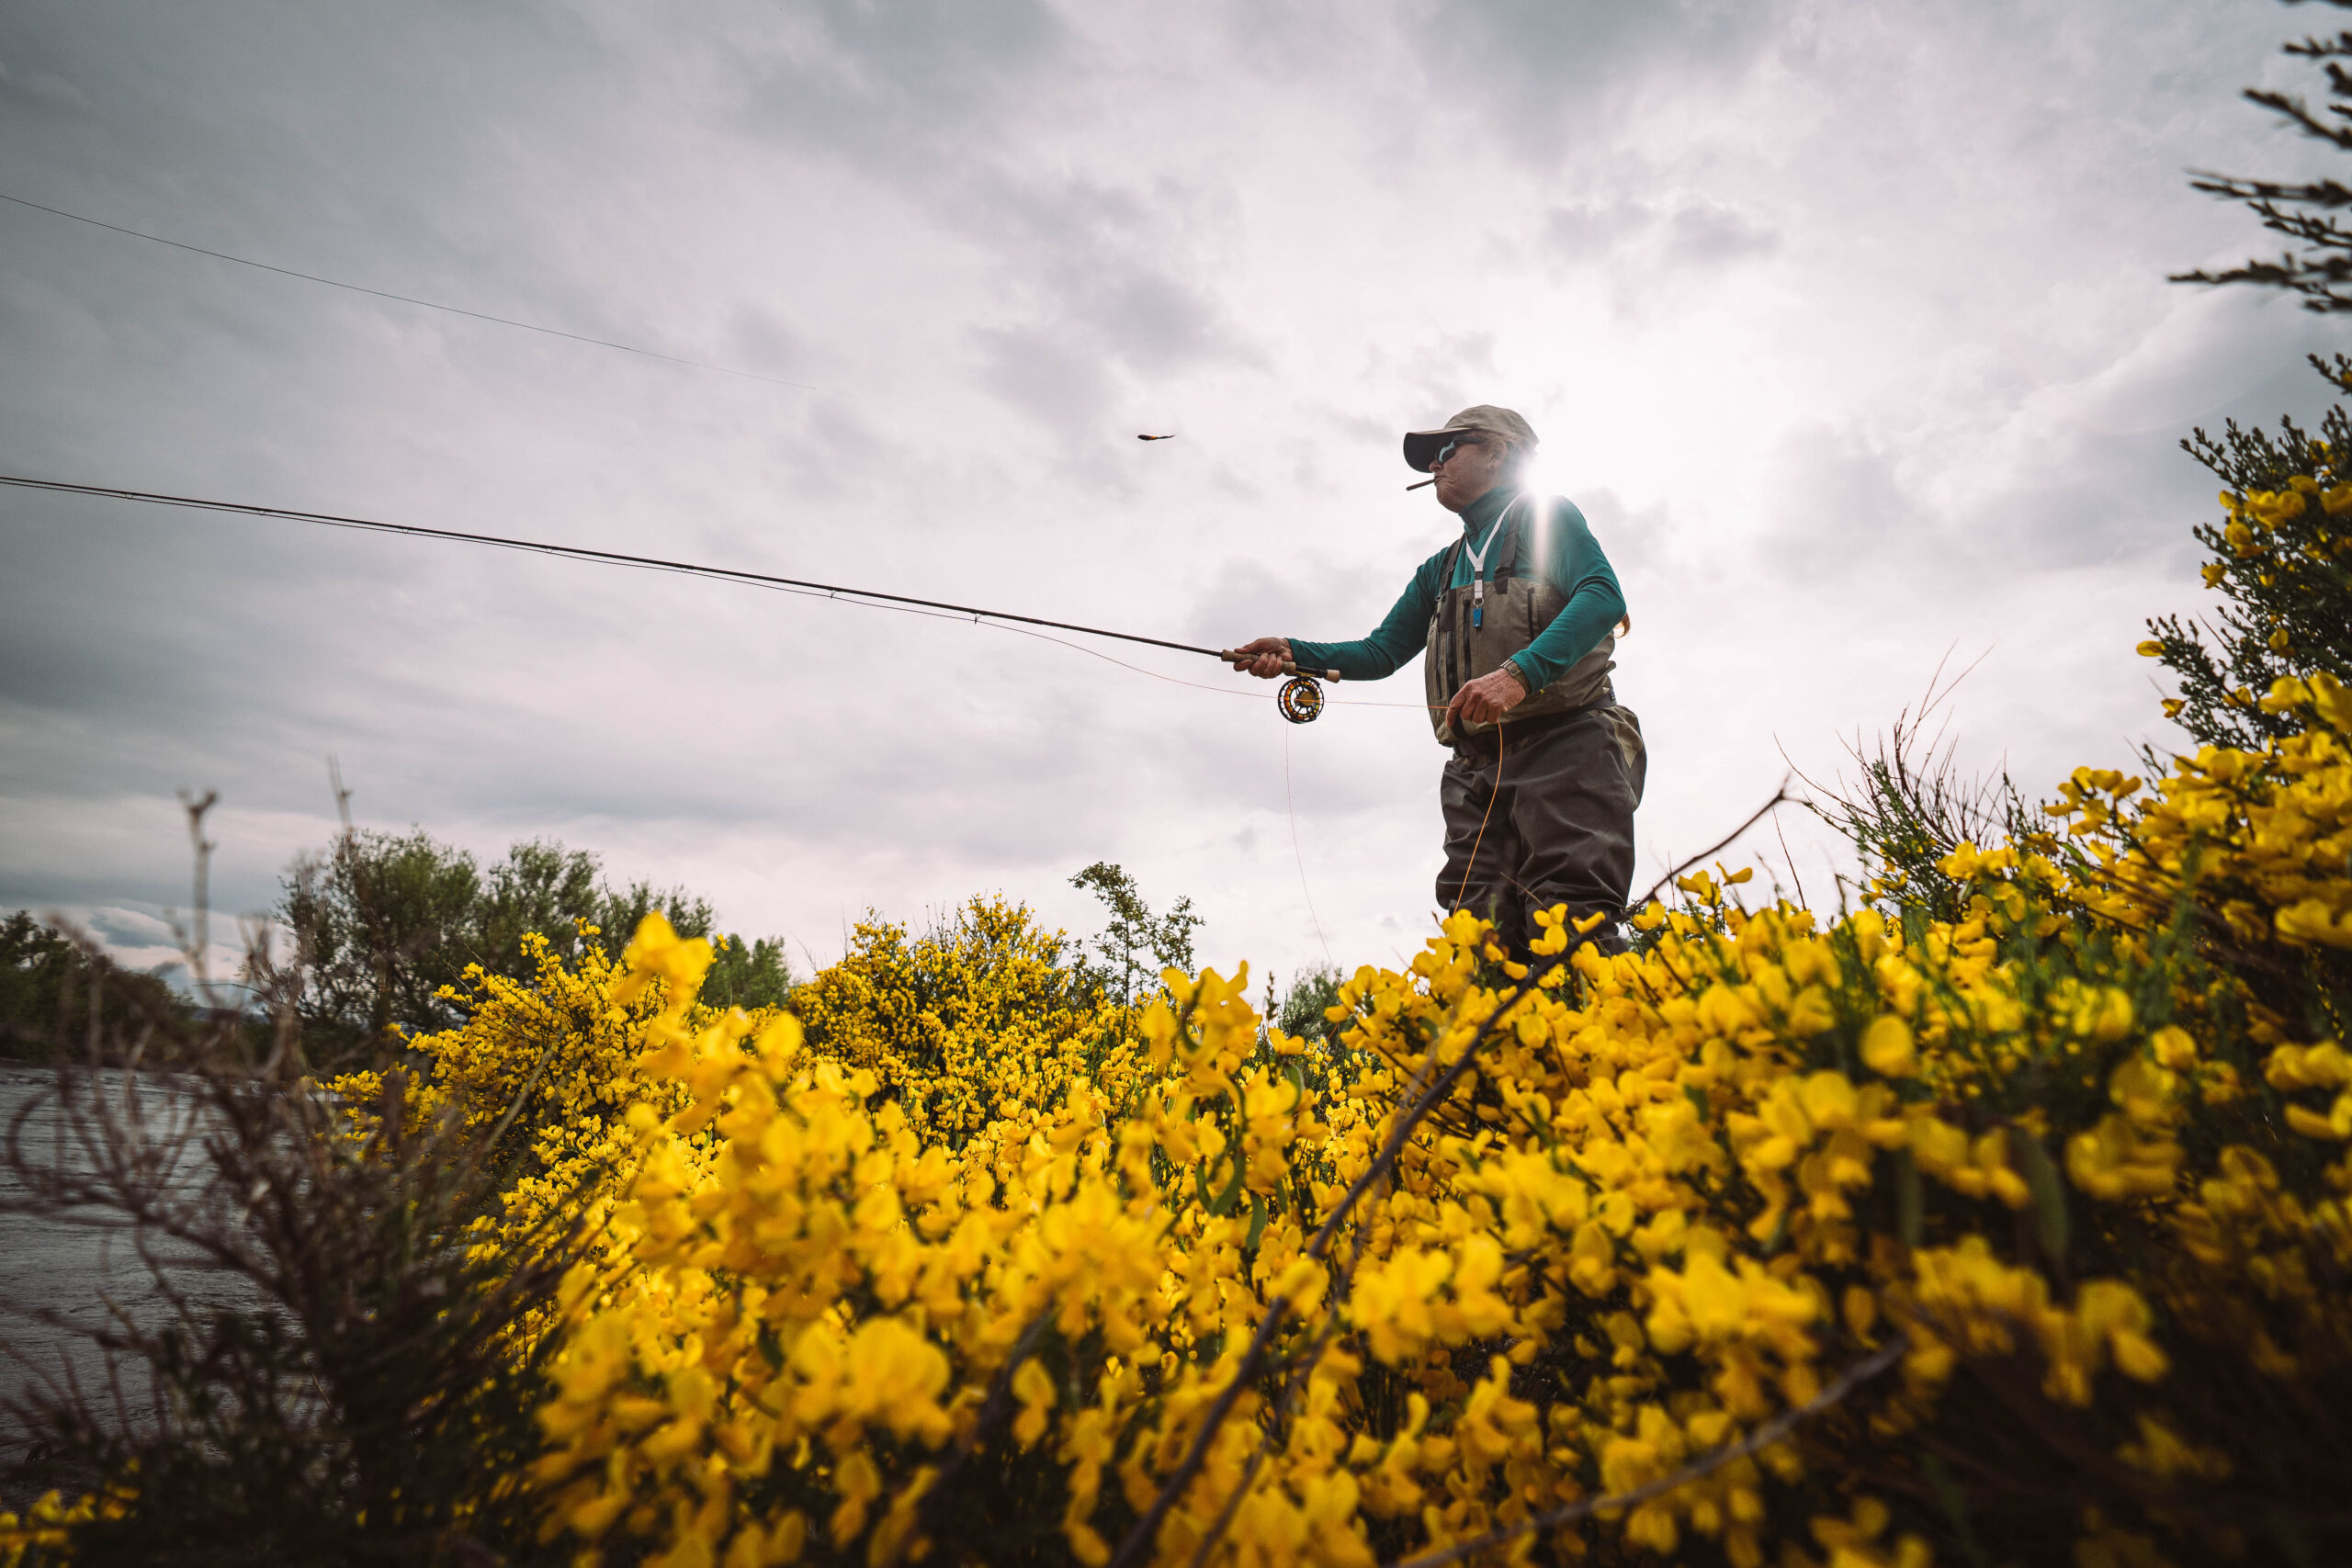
left=1213, top=650, right=1340, bottom=724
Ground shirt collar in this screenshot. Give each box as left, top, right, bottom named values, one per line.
left=1462, top=484, right=1521, bottom=544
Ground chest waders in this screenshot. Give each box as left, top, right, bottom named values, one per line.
left=1426, top=497, right=1646, bottom=958
left=1423, top=497, right=1617, bottom=748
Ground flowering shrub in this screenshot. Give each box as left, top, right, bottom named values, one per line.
left=11, top=460, right=2351, bottom=1568
left=318, top=558, right=2345, bottom=1566
left=787, top=899, right=1135, bottom=1151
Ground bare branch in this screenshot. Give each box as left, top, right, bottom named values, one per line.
left=1632, top=779, right=1794, bottom=912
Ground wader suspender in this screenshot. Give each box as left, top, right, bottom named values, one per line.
left=1458, top=496, right=1521, bottom=631
left=1436, top=500, right=1525, bottom=701
left=1437, top=537, right=1464, bottom=706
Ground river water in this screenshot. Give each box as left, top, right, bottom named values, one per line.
left=0, top=1064, right=260, bottom=1473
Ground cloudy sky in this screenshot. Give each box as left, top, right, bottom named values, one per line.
left=0, top=0, right=2340, bottom=992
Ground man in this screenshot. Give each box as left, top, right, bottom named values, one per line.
left=1227, top=405, right=1645, bottom=956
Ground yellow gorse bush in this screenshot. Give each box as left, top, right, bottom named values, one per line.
left=294, top=642, right=2348, bottom=1565
left=12, top=500, right=2346, bottom=1566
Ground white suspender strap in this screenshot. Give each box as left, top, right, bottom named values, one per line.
left=1461, top=496, right=1515, bottom=621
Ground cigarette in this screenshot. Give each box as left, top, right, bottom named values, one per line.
left=1406, top=478, right=1435, bottom=491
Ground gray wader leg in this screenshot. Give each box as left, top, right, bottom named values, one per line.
left=1434, top=705, right=1646, bottom=958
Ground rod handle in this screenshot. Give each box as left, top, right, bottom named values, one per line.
left=1216, top=650, right=1340, bottom=681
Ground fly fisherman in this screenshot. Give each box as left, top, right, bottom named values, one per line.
left=1227, top=405, right=1645, bottom=956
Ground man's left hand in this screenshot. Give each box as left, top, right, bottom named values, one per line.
left=1445, top=668, right=1528, bottom=730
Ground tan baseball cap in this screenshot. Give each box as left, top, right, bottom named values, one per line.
left=1402, top=404, right=1539, bottom=471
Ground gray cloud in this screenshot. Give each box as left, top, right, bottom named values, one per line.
left=729, top=0, right=1076, bottom=176
left=1407, top=0, right=1790, bottom=161
left=1369, top=333, right=1503, bottom=433
left=1, top=0, right=2340, bottom=991
left=976, top=323, right=1121, bottom=427
left=1544, top=197, right=1779, bottom=269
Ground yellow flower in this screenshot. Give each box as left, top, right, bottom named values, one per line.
left=1860, top=1016, right=1916, bottom=1077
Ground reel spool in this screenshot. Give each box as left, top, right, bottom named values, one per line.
left=1215, top=650, right=1340, bottom=725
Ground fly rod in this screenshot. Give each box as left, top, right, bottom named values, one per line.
left=0, top=472, right=1344, bottom=719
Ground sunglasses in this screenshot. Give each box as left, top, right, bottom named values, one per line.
left=1431, top=434, right=1490, bottom=468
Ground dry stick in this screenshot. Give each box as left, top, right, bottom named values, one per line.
left=1631, top=778, right=1794, bottom=913
left=1382, top=1334, right=1911, bottom=1568
left=1182, top=1367, right=1307, bottom=1568
left=1104, top=983, right=1537, bottom=1568
left=1773, top=807, right=1810, bottom=911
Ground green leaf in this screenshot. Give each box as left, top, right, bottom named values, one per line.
left=1196, top=1151, right=1246, bottom=1218
left=1214, top=1150, right=1247, bottom=1218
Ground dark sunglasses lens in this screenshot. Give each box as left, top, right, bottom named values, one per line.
left=1434, top=441, right=1457, bottom=467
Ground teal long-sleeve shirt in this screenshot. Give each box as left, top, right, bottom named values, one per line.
left=1289, top=486, right=1626, bottom=693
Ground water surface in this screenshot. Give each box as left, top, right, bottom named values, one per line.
left=0, top=1064, right=260, bottom=1473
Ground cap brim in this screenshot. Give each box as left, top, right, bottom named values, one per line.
left=1402, top=429, right=1458, bottom=472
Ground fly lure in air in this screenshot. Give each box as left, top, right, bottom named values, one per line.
left=0, top=473, right=1346, bottom=724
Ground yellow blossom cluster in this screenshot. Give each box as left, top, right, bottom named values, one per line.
left=362, top=642, right=2347, bottom=1567
left=0, top=1492, right=116, bottom=1565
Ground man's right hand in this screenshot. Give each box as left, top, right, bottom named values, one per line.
left=1227, top=637, right=1293, bottom=678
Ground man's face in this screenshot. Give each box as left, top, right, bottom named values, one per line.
left=1430, top=433, right=1510, bottom=514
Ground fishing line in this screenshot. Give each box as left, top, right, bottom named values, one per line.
left=0, top=190, right=821, bottom=391
left=1450, top=729, right=1507, bottom=918
left=1283, top=728, right=1335, bottom=968
left=0, top=471, right=1435, bottom=716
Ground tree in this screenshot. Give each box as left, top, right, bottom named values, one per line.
left=280, top=829, right=792, bottom=1060
left=1067, top=862, right=1199, bottom=1002
left=702, top=932, right=797, bottom=1013
left=0, top=910, right=191, bottom=1061
left=470, top=839, right=605, bottom=976
left=2176, top=0, right=2352, bottom=321
left=1273, top=964, right=1346, bottom=1048
left=283, top=829, right=483, bottom=1055
left=2152, top=1, right=2352, bottom=752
